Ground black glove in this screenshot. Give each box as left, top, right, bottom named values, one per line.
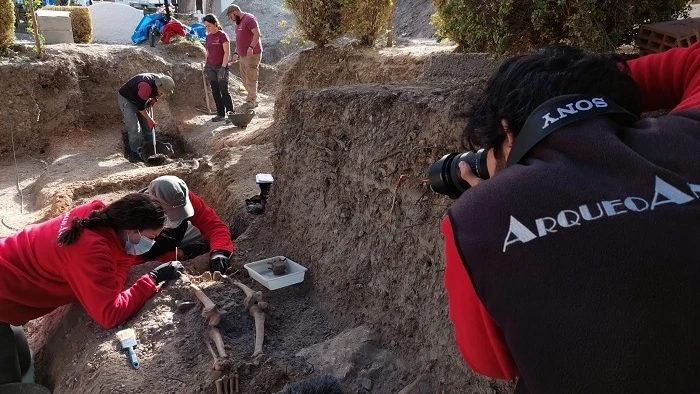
left=209, top=252, right=230, bottom=273
left=217, top=67, right=227, bottom=81
left=150, top=261, right=184, bottom=284
left=182, top=241, right=210, bottom=259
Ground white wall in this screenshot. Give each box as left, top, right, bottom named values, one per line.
left=88, top=2, right=144, bottom=44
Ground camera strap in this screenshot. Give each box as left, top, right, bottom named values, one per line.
left=506, top=94, right=638, bottom=167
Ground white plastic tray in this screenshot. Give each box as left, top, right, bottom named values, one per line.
left=244, top=256, right=307, bottom=290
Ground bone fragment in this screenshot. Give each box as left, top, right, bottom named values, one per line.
left=190, top=284, right=221, bottom=326
left=208, top=328, right=228, bottom=358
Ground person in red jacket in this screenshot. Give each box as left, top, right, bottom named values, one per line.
left=141, top=175, right=234, bottom=272
left=0, top=193, right=184, bottom=385
left=443, top=44, right=700, bottom=393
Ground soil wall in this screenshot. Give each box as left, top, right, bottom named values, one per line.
left=235, top=48, right=511, bottom=392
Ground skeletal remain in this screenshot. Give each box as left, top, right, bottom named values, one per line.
left=190, top=284, right=221, bottom=326
left=199, top=271, right=213, bottom=281
left=212, top=271, right=224, bottom=281
left=205, top=337, right=232, bottom=372
left=268, top=259, right=287, bottom=275
left=208, top=328, right=228, bottom=358
left=214, top=374, right=239, bottom=394
left=232, top=281, right=268, bottom=357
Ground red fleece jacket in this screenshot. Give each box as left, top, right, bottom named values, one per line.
left=0, top=201, right=158, bottom=329
left=443, top=43, right=700, bottom=380
left=144, top=191, right=234, bottom=263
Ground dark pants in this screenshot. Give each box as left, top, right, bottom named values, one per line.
left=0, top=323, right=31, bottom=384
left=204, top=63, right=234, bottom=116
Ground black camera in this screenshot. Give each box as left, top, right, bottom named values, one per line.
left=428, top=149, right=489, bottom=199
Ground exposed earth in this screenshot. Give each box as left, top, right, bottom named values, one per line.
left=0, top=0, right=533, bottom=384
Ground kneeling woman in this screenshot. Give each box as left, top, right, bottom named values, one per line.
left=0, top=193, right=183, bottom=384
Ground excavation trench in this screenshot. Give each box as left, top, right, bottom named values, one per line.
left=0, top=42, right=513, bottom=394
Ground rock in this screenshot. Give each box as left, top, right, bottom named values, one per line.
left=358, top=377, right=373, bottom=391
left=296, top=325, right=389, bottom=382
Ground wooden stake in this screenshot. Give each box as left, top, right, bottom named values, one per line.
left=26, top=0, right=43, bottom=58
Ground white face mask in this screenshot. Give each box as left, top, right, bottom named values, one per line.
left=125, top=230, right=156, bottom=255
left=164, top=217, right=183, bottom=229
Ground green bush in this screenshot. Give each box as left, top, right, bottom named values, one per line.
left=44, top=5, right=92, bottom=43
left=284, top=0, right=345, bottom=47
left=0, top=0, right=14, bottom=50
left=432, top=0, right=691, bottom=53
left=344, top=0, right=392, bottom=46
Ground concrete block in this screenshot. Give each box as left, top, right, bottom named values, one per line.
left=35, top=9, right=72, bottom=32
left=36, top=9, right=74, bottom=44
left=41, top=31, right=75, bottom=44
left=637, top=17, right=700, bottom=55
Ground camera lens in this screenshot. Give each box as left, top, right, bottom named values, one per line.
left=428, top=149, right=489, bottom=199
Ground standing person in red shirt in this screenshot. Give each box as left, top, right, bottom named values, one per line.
left=226, top=4, right=262, bottom=110
left=140, top=175, right=234, bottom=273
left=0, top=193, right=184, bottom=385
left=203, top=14, right=234, bottom=123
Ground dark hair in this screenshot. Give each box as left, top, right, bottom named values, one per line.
left=463, top=45, right=641, bottom=151
left=203, top=14, right=222, bottom=30
left=58, top=193, right=166, bottom=246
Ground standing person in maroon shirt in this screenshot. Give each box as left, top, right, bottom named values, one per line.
left=0, top=193, right=184, bottom=385
left=226, top=4, right=262, bottom=110
left=442, top=44, right=700, bottom=393
left=203, top=14, right=234, bottom=122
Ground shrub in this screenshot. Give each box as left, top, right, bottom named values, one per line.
left=284, top=0, right=345, bottom=47
left=0, top=0, right=14, bottom=50
left=344, top=0, right=392, bottom=46
left=44, top=5, right=92, bottom=43
left=432, top=0, right=691, bottom=53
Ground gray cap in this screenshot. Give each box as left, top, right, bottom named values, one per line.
left=147, top=176, right=194, bottom=222
left=155, top=74, right=175, bottom=95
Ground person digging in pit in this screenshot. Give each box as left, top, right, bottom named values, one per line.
left=441, top=44, right=700, bottom=393
left=0, top=193, right=185, bottom=386
left=118, top=73, right=175, bottom=162
left=138, top=175, right=234, bottom=273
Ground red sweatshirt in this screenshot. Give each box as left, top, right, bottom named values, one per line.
left=444, top=43, right=700, bottom=383
left=0, top=201, right=158, bottom=329
left=144, top=191, right=234, bottom=263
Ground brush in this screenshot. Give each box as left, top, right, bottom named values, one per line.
left=116, top=328, right=140, bottom=370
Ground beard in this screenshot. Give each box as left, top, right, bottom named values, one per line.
left=234, top=15, right=241, bottom=24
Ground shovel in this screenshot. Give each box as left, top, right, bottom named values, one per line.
left=144, top=106, right=170, bottom=166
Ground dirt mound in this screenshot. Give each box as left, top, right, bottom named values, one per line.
left=274, top=46, right=429, bottom=122
left=394, top=0, right=436, bottom=38
left=0, top=44, right=206, bottom=155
